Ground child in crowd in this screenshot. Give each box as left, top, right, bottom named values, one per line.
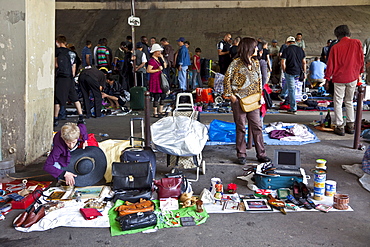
left=43, top=122, right=88, bottom=186
left=192, top=48, right=202, bottom=89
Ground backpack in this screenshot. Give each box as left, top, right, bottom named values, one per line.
left=56, top=48, right=72, bottom=78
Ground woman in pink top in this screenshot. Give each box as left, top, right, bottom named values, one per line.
left=147, top=43, right=167, bottom=118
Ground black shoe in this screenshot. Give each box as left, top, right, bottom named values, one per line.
left=300, top=182, right=310, bottom=199
left=238, top=157, right=247, bottom=165
left=257, top=156, right=271, bottom=163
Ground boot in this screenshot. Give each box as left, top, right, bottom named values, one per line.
left=22, top=205, right=45, bottom=228
left=345, top=122, right=355, bottom=134
left=334, top=127, right=345, bottom=136
left=13, top=205, right=35, bottom=227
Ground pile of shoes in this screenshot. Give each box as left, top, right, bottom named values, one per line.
left=285, top=181, right=316, bottom=209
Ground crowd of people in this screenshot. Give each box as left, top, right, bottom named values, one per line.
left=53, top=35, right=206, bottom=125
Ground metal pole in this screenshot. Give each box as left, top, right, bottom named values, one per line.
left=131, top=0, right=137, bottom=87
left=144, top=91, right=151, bottom=148
left=353, top=84, right=366, bottom=149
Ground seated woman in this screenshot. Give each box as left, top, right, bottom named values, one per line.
left=44, top=122, right=88, bottom=186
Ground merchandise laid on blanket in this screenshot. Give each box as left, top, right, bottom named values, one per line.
left=232, top=150, right=352, bottom=214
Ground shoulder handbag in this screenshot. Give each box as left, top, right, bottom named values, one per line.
left=112, top=161, right=153, bottom=191
left=117, top=211, right=157, bottom=231
left=160, top=72, right=170, bottom=93
left=239, top=93, right=261, bottom=112
left=154, top=177, right=182, bottom=198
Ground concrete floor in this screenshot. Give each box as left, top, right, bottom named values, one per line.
left=1, top=107, right=370, bottom=247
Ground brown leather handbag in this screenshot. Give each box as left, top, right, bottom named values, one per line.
left=154, top=177, right=182, bottom=198
left=114, top=199, right=155, bottom=217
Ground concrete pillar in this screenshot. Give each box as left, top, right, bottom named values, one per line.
left=0, top=0, right=55, bottom=165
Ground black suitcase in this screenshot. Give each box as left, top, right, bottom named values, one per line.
left=120, top=118, right=156, bottom=177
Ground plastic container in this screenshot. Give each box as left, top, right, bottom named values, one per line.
left=316, top=159, right=327, bottom=168
left=313, top=169, right=327, bottom=183
left=325, top=180, right=337, bottom=197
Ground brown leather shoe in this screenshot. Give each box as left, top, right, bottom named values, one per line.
left=13, top=205, right=35, bottom=227
left=22, top=205, right=45, bottom=228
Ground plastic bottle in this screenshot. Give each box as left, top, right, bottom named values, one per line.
left=320, top=112, right=324, bottom=126
left=99, top=133, right=109, bottom=137
left=343, top=116, right=347, bottom=126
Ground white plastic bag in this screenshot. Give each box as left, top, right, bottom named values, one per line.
left=151, top=115, right=208, bottom=156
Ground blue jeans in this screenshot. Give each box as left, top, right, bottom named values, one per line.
left=284, top=73, right=299, bottom=111
left=178, top=66, right=188, bottom=91
left=192, top=69, right=202, bottom=89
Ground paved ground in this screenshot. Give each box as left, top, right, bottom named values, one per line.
left=1, top=106, right=370, bottom=246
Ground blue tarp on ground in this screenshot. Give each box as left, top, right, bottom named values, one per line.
left=206, top=119, right=320, bottom=146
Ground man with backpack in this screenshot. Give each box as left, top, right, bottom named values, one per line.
left=54, top=35, right=84, bottom=127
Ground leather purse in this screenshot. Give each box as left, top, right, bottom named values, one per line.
left=165, top=168, right=189, bottom=194
left=114, top=199, right=155, bottom=217
left=154, top=177, right=182, bottom=198
left=113, top=189, right=152, bottom=203
left=117, top=211, right=157, bottom=231
left=112, top=161, right=153, bottom=191
left=239, top=93, right=261, bottom=112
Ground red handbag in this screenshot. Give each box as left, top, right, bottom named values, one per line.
left=154, top=178, right=182, bottom=198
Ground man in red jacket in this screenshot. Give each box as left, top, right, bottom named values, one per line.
left=325, top=25, right=364, bottom=136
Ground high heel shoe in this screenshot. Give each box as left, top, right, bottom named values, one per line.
left=22, top=205, right=45, bottom=228
left=13, top=205, right=35, bottom=227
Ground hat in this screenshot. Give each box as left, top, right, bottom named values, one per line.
left=176, top=37, right=185, bottom=42
left=136, top=42, right=143, bottom=48
left=286, top=36, right=295, bottom=42
left=271, top=39, right=278, bottom=43
left=150, top=43, right=163, bottom=53
left=62, top=146, right=107, bottom=187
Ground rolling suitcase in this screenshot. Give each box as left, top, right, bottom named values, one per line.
left=129, top=86, right=146, bottom=110
left=120, top=118, right=156, bottom=177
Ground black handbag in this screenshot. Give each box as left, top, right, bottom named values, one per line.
left=117, top=211, right=157, bottom=231
left=112, top=161, right=153, bottom=191
left=112, top=189, right=152, bottom=203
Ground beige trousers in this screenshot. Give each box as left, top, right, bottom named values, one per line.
left=333, top=80, right=357, bottom=127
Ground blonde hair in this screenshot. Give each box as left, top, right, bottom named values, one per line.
left=61, top=122, right=80, bottom=142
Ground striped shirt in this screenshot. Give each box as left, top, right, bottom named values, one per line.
left=97, top=46, right=110, bottom=66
